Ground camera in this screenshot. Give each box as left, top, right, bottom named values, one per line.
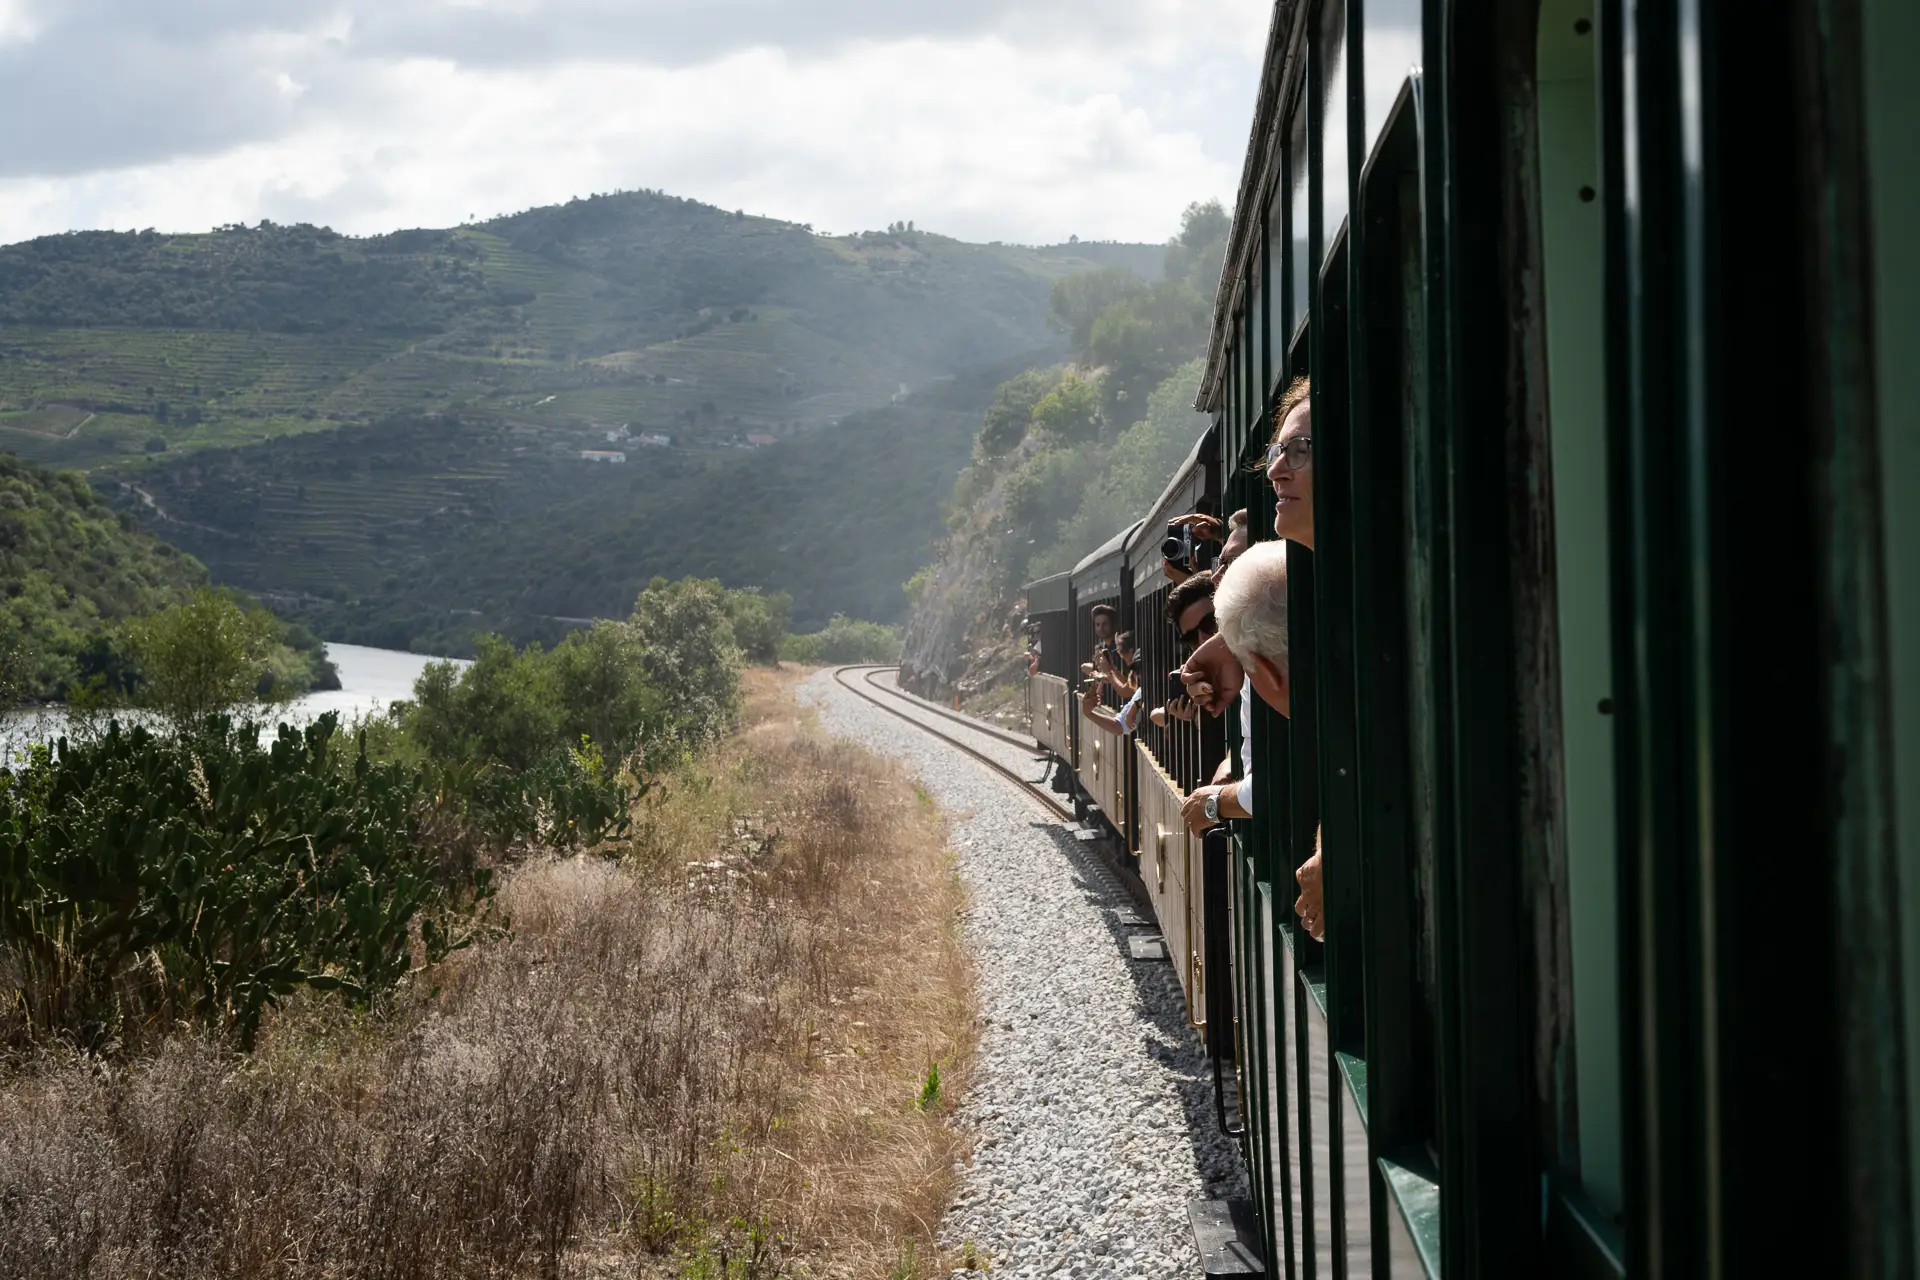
left=1161, top=521, right=1213, bottom=572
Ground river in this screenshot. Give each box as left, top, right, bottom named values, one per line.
left=1, top=643, right=464, bottom=766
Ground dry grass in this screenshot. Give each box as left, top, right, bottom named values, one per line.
left=0, top=668, right=976, bottom=1279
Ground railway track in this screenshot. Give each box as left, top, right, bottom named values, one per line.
left=829, top=665, right=1075, bottom=822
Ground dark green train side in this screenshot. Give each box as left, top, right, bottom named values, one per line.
left=1022, top=0, right=1920, bottom=1273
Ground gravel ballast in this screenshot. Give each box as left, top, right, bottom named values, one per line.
left=799, top=670, right=1247, bottom=1279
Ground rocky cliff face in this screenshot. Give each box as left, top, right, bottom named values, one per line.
left=898, top=461, right=1029, bottom=704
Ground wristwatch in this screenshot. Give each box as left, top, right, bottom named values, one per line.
left=1203, top=790, right=1221, bottom=824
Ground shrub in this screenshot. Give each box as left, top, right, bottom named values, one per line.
left=781, top=615, right=902, bottom=665
left=725, top=588, right=792, bottom=666
left=0, top=715, right=491, bottom=1051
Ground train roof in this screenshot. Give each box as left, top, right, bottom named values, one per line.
left=1024, top=570, right=1071, bottom=616
left=1070, top=519, right=1142, bottom=603
left=1124, top=423, right=1220, bottom=589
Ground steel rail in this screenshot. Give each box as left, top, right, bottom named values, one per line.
left=829, top=665, right=1075, bottom=822
left=852, top=665, right=1041, bottom=750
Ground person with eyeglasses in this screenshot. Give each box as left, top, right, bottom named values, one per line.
left=1265, top=377, right=1313, bottom=545
left=1263, top=376, right=1324, bottom=939
left=1151, top=571, right=1218, bottom=728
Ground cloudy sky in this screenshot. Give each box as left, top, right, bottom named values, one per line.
left=0, top=0, right=1274, bottom=248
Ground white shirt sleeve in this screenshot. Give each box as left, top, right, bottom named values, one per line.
left=1116, top=687, right=1145, bottom=734
left=1233, top=676, right=1256, bottom=816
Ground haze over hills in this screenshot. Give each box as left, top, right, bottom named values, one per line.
left=0, top=190, right=1165, bottom=650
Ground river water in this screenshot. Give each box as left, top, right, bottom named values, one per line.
left=1, top=643, right=463, bottom=766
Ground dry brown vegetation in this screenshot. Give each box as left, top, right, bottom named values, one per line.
left=0, top=669, right=976, bottom=1279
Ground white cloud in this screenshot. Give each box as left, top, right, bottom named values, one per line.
left=0, top=0, right=42, bottom=47
left=0, top=0, right=1271, bottom=245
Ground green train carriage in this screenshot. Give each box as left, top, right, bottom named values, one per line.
left=1200, top=0, right=1920, bottom=1272
left=1028, top=0, right=1919, bottom=1272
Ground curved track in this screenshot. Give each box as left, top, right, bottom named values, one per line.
left=830, top=665, right=1075, bottom=822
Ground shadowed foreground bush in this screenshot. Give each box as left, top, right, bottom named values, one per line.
left=0, top=673, right=975, bottom=1279
left=0, top=715, right=492, bottom=1053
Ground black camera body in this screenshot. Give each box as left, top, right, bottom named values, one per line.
left=1161, top=521, right=1214, bottom=573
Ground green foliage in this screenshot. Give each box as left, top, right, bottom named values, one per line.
left=1027, top=375, right=1103, bottom=446
left=0, top=453, right=332, bottom=701
left=0, top=223, right=493, bottom=335
left=725, top=588, right=792, bottom=665
left=125, top=357, right=1040, bottom=653
left=0, top=715, right=491, bottom=1050
left=117, top=588, right=282, bottom=725
left=1028, top=360, right=1210, bottom=577
left=398, top=582, right=741, bottom=846
left=1000, top=444, right=1100, bottom=576
left=631, top=578, right=742, bottom=752
left=916, top=200, right=1229, bottom=645
left=1162, top=200, right=1233, bottom=294
left=1048, top=266, right=1149, bottom=350
left=975, top=366, right=1059, bottom=460
left=901, top=567, right=932, bottom=610
left=0, top=192, right=1158, bottom=480
left=917, top=1062, right=942, bottom=1111
left=780, top=616, right=903, bottom=665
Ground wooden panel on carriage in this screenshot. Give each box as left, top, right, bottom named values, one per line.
left=1136, top=741, right=1208, bottom=1036
left=1029, top=673, right=1073, bottom=761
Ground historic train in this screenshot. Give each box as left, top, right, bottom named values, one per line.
left=1024, top=0, right=1917, bottom=1275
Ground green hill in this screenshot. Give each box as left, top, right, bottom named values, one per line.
left=111, top=357, right=1018, bottom=654
left=0, top=454, right=332, bottom=699
left=0, top=193, right=1156, bottom=475
left=0, top=190, right=1171, bottom=653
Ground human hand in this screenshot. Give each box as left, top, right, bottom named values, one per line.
left=1163, top=695, right=1198, bottom=722
left=1294, top=851, right=1324, bottom=940
left=1170, top=512, right=1226, bottom=543
left=1180, top=785, right=1221, bottom=835
left=1177, top=635, right=1243, bottom=717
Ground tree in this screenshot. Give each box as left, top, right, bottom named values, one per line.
left=1029, top=375, right=1102, bottom=445
left=630, top=577, right=741, bottom=750
left=1163, top=199, right=1233, bottom=294
left=1047, top=267, right=1148, bottom=351
left=725, top=588, right=792, bottom=665
left=120, top=589, right=279, bottom=727
left=976, top=366, right=1059, bottom=459
left=547, top=621, right=666, bottom=761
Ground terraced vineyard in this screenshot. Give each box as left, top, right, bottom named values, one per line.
left=0, top=194, right=1156, bottom=478
left=1, top=188, right=1168, bottom=652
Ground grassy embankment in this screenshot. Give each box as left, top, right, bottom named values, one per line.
left=0, top=667, right=977, bottom=1278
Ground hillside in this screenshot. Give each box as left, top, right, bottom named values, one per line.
left=116, top=357, right=1021, bottom=654
left=0, top=454, right=331, bottom=699
left=0, top=194, right=1157, bottom=476
left=898, top=202, right=1230, bottom=698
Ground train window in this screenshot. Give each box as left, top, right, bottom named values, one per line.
left=1289, top=109, right=1310, bottom=340
left=1317, top=0, right=1350, bottom=267
left=1266, top=196, right=1286, bottom=396
left=1536, top=0, right=1621, bottom=1223
left=1251, top=248, right=1267, bottom=408
left=1361, top=0, right=1421, bottom=162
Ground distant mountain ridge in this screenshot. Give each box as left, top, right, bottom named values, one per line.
left=0, top=191, right=1161, bottom=473
left=0, top=190, right=1170, bottom=653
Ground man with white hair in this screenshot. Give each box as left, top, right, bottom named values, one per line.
left=1177, top=541, right=1289, bottom=832
left=1175, top=541, right=1323, bottom=938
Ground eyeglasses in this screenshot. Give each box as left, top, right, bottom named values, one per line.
left=1263, top=436, right=1313, bottom=471
left=1178, top=614, right=1218, bottom=650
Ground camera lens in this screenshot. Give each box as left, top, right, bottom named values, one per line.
left=1160, top=536, right=1185, bottom=560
